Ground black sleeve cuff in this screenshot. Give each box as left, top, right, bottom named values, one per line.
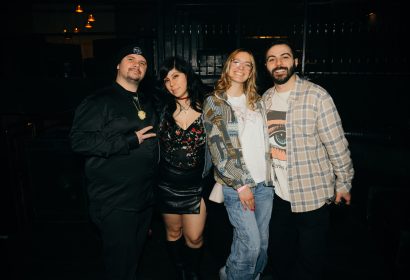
left=124, top=131, right=140, bottom=150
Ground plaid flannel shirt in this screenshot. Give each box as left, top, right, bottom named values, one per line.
left=263, top=75, right=354, bottom=212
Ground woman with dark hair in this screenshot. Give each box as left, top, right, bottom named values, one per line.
left=156, top=56, right=211, bottom=280
left=203, top=49, right=273, bottom=280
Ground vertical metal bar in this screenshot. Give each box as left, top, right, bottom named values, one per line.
left=301, top=0, right=308, bottom=76
left=188, top=24, right=193, bottom=66
left=236, top=6, right=241, bottom=48
left=156, top=0, right=164, bottom=72
left=191, top=24, right=198, bottom=71
left=181, top=24, right=185, bottom=60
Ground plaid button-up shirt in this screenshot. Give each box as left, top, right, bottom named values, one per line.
left=263, top=75, right=354, bottom=212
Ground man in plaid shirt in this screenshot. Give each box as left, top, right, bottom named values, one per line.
left=262, top=39, right=354, bottom=280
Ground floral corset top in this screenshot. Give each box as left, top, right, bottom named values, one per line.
left=159, top=116, right=206, bottom=170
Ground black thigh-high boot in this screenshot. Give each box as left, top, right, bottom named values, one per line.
left=166, top=237, right=187, bottom=280
left=183, top=245, right=204, bottom=280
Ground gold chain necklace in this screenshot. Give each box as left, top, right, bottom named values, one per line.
left=132, top=95, right=146, bottom=120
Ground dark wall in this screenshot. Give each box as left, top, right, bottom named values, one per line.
left=1, top=1, right=409, bottom=278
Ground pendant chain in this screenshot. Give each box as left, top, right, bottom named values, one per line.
left=132, top=95, right=146, bottom=120
left=132, top=96, right=143, bottom=111
left=177, top=102, right=191, bottom=114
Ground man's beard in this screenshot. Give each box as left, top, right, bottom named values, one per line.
left=271, top=63, right=296, bottom=85
left=128, top=70, right=143, bottom=83
left=127, top=76, right=142, bottom=84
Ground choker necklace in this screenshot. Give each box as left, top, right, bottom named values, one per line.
left=132, top=95, right=146, bottom=120
left=176, top=96, right=189, bottom=100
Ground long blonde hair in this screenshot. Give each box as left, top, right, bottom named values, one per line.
left=213, top=48, right=259, bottom=110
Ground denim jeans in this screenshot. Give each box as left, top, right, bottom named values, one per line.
left=221, top=182, right=274, bottom=280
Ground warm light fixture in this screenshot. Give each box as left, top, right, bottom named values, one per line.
left=367, top=11, right=377, bottom=24
left=246, top=35, right=288, bottom=39
left=75, top=4, right=83, bottom=13
left=63, top=29, right=72, bottom=39
left=88, top=14, right=95, bottom=22
left=85, top=21, right=92, bottom=29
left=63, top=4, right=96, bottom=37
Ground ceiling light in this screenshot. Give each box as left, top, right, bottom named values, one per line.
left=75, top=4, right=83, bottom=13
left=88, top=14, right=95, bottom=22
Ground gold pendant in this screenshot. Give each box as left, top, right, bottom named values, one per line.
left=138, top=110, right=146, bottom=120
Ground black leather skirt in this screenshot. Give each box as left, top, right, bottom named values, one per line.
left=156, top=162, right=204, bottom=214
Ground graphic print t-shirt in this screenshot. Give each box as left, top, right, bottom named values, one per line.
left=267, top=90, right=291, bottom=201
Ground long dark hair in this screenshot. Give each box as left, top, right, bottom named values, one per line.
left=157, top=56, right=208, bottom=124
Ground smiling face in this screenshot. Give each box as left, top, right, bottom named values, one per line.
left=117, top=54, right=147, bottom=83
left=163, top=68, right=188, bottom=99
left=265, top=44, right=298, bottom=85
left=227, top=51, right=253, bottom=84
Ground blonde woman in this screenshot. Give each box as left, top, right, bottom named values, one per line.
left=203, top=49, right=273, bottom=280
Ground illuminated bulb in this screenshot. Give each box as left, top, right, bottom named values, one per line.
left=88, top=14, right=95, bottom=22
left=75, top=4, right=83, bottom=13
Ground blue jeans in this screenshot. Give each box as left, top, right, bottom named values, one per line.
left=222, top=182, right=274, bottom=280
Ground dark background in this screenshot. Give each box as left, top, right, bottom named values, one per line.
left=1, top=0, right=409, bottom=279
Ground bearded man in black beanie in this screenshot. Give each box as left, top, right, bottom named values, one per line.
left=70, top=44, right=159, bottom=280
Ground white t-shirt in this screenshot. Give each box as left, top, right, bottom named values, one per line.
left=267, top=90, right=291, bottom=201
left=228, top=94, right=266, bottom=184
